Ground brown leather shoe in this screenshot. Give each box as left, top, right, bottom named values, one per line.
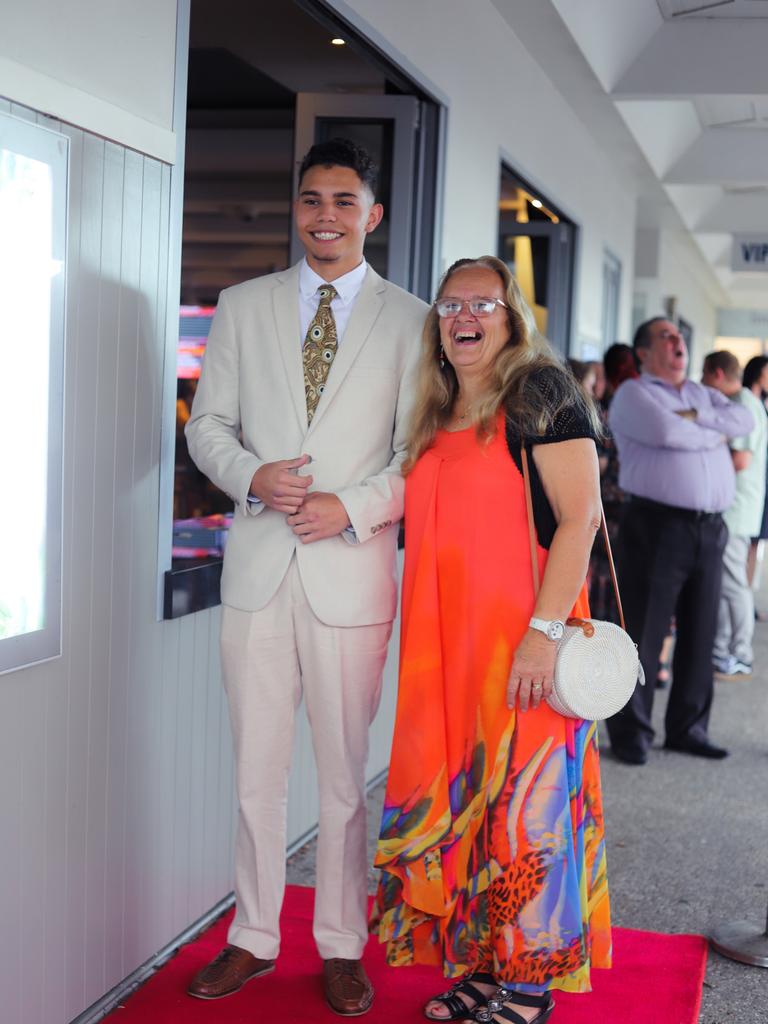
left=322, top=958, right=374, bottom=1016
left=187, top=944, right=275, bottom=999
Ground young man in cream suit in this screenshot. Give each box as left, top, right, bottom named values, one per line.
left=185, top=139, right=427, bottom=1016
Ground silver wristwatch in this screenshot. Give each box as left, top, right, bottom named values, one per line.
left=529, top=616, right=565, bottom=641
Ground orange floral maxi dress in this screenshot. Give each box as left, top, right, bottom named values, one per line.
left=370, top=417, right=612, bottom=993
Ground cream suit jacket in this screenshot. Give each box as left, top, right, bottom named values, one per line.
left=186, top=261, right=428, bottom=626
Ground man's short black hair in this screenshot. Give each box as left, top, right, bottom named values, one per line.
left=632, top=317, right=668, bottom=350
left=298, top=138, right=379, bottom=199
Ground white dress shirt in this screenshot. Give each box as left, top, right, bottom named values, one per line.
left=298, top=257, right=368, bottom=344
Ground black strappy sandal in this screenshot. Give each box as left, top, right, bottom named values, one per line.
left=473, top=988, right=555, bottom=1024
left=424, top=972, right=497, bottom=1021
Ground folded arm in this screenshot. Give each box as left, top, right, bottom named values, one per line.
left=695, top=386, right=754, bottom=438
left=609, top=381, right=725, bottom=450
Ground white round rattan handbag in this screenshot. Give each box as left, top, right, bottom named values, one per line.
left=521, top=445, right=644, bottom=721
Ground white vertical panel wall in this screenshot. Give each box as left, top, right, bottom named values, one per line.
left=0, top=99, right=229, bottom=1024
left=0, top=98, right=400, bottom=1024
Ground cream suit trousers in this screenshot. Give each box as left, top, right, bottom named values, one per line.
left=221, top=557, right=392, bottom=960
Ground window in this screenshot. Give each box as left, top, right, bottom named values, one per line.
left=0, top=112, right=67, bottom=673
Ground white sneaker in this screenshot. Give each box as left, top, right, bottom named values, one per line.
left=713, top=656, right=752, bottom=680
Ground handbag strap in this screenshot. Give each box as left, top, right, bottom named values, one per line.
left=520, top=442, right=626, bottom=631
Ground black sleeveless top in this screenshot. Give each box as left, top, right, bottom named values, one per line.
left=504, top=368, right=599, bottom=550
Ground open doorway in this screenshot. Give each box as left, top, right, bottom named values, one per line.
left=166, top=0, right=440, bottom=617
left=498, top=164, right=575, bottom=355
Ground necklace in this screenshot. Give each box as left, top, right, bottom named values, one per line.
left=454, top=396, right=472, bottom=422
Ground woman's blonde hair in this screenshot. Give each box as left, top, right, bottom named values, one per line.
left=404, top=256, right=599, bottom=471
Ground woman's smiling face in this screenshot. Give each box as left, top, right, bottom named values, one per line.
left=438, top=266, right=512, bottom=380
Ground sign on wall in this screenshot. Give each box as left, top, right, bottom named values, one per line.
left=718, top=308, right=768, bottom=337
left=732, top=234, right=768, bottom=273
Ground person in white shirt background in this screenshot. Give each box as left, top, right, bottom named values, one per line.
left=701, top=349, right=768, bottom=680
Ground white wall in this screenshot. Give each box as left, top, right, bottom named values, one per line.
left=633, top=226, right=722, bottom=371
left=330, top=0, right=638, bottom=354
left=0, top=1, right=177, bottom=161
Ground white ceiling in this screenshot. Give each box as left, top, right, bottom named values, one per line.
left=494, top=0, right=768, bottom=308
left=570, top=0, right=768, bottom=304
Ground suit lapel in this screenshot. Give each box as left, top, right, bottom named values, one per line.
left=306, top=267, right=386, bottom=436
left=271, top=264, right=308, bottom=432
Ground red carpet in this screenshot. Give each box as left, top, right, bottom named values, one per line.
left=108, top=885, right=707, bottom=1023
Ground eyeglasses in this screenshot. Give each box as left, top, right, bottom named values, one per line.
left=434, top=297, right=508, bottom=318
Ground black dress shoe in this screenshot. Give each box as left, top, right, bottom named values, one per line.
left=664, top=736, right=729, bottom=759
left=611, top=744, right=648, bottom=765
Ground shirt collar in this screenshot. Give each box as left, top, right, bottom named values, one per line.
left=299, top=258, right=368, bottom=305
left=641, top=370, right=690, bottom=390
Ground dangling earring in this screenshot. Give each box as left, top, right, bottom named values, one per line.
left=439, top=344, right=445, bottom=370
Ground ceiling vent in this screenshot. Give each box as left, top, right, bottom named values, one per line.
left=723, top=184, right=768, bottom=194
left=697, top=98, right=768, bottom=128
left=658, top=0, right=768, bottom=16
left=658, top=0, right=734, bottom=16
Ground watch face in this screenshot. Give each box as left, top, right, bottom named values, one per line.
left=548, top=621, right=565, bottom=641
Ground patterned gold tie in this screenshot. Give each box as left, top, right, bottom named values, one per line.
left=303, top=284, right=338, bottom=423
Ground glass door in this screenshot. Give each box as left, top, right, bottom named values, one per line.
left=290, top=93, right=421, bottom=291
left=498, top=220, right=574, bottom=355
left=498, top=167, right=575, bottom=355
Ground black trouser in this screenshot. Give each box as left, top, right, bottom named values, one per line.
left=606, top=498, right=728, bottom=755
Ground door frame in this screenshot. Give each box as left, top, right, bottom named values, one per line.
left=157, top=0, right=192, bottom=619
left=289, top=92, right=420, bottom=289
left=498, top=218, right=576, bottom=356
left=157, top=0, right=444, bottom=618
left=497, top=162, right=577, bottom=356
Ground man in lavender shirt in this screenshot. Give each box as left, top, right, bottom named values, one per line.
left=607, top=318, right=753, bottom=765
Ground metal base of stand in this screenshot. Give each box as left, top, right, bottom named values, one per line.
left=710, top=920, right=768, bottom=968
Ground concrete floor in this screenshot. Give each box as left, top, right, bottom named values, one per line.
left=286, top=622, right=768, bottom=1024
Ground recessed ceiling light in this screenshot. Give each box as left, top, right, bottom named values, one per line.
left=331, top=37, right=346, bottom=46
left=531, top=198, right=543, bottom=208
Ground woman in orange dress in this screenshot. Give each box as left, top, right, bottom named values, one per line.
left=371, top=257, right=611, bottom=1024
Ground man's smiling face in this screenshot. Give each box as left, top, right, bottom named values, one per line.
left=294, top=164, right=383, bottom=280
